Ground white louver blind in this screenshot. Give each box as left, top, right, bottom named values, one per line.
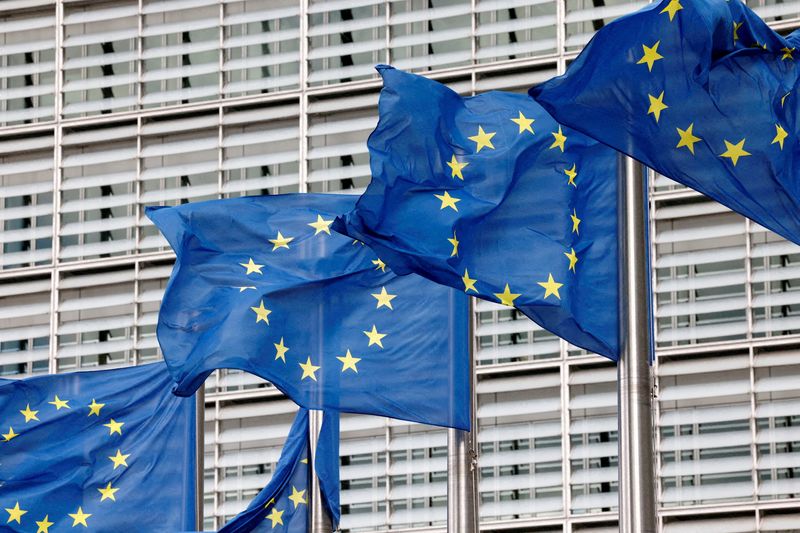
left=307, top=0, right=386, bottom=86
left=563, top=0, right=646, bottom=51
left=306, top=93, right=377, bottom=194
left=568, top=365, right=618, bottom=513
left=475, top=0, right=557, bottom=64
left=475, top=299, right=560, bottom=365
left=478, top=371, right=564, bottom=520
left=658, top=354, right=754, bottom=506
left=0, top=10, right=56, bottom=125
left=141, top=0, right=221, bottom=108
left=56, top=268, right=137, bottom=370
left=223, top=0, right=301, bottom=96
left=0, top=276, right=51, bottom=377
left=221, top=102, right=300, bottom=196
left=0, top=133, right=54, bottom=269
left=62, top=2, right=139, bottom=117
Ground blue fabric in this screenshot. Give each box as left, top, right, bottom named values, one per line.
left=0, top=363, right=195, bottom=532
left=218, top=409, right=339, bottom=532
left=147, top=194, right=470, bottom=429
left=334, top=66, right=620, bottom=359
left=531, top=0, right=800, bottom=245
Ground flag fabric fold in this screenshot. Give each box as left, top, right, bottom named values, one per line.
left=0, top=363, right=196, bottom=532
left=530, top=0, right=800, bottom=245
left=218, top=409, right=339, bottom=532
left=334, top=66, right=620, bottom=359
left=148, top=194, right=470, bottom=430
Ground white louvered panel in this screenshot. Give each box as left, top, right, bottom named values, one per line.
left=475, top=0, right=557, bottom=64
left=223, top=0, right=301, bottom=96
left=0, top=10, right=55, bottom=125
left=662, top=481, right=754, bottom=504
left=62, top=1, right=139, bottom=118
left=0, top=278, right=50, bottom=365
left=661, top=430, right=752, bottom=452
left=306, top=0, right=385, bottom=86
left=141, top=2, right=220, bottom=108
left=759, top=477, right=800, bottom=497
left=570, top=491, right=617, bottom=512
left=388, top=456, right=446, bottom=476
left=661, top=456, right=753, bottom=477
left=661, top=404, right=752, bottom=427
left=761, top=511, right=800, bottom=531
left=389, top=506, right=446, bottom=527
left=563, top=0, right=646, bottom=50
left=662, top=515, right=756, bottom=532
left=338, top=512, right=385, bottom=531
left=753, top=1, right=800, bottom=22
left=757, top=451, right=800, bottom=471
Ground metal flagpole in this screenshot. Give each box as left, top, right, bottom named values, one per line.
left=195, top=386, right=205, bottom=531
left=309, top=410, right=333, bottom=532
left=447, top=298, right=479, bottom=533
left=617, top=153, right=657, bottom=533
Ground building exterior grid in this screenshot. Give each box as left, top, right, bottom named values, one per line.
left=1, top=0, right=800, bottom=531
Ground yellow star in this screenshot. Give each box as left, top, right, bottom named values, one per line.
left=20, top=404, right=39, bottom=423
left=299, top=357, right=320, bottom=381
left=647, top=91, right=668, bottom=123
left=103, top=419, right=124, bottom=436
left=446, top=155, right=469, bottom=180
left=772, top=124, right=788, bottom=150
left=676, top=123, right=702, bottom=154
left=660, top=0, right=682, bottom=21
left=98, top=482, right=120, bottom=502
left=48, top=395, right=70, bottom=410
left=781, top=47, right=795, bottom=60
left=733, top=21, right=743, bottom=42
left=266, top=507, right=284, bottom=528
left=372, top=258, right=386, bottom=272
left=434, top=191, right=461, bottom=211
left=87, top=399, right=105, bottom=417
left=308, top=214, right=334, bottom=236
left=250, top=300, right=272, bottom=325
left=537, top=273, right=564, bottom=299
left=511, top=111, right=535, bottom=134
left=371, top=287, right=397, bottom=310
left=468, top=126, right=496, bottom=152
left=462, top=269, right=478, bottom=293
left=288, top=486, right=308, bottom=508
left=337, top=349, right=361, bottom=373
left=448, top=232, right=459, bottom=257
left=550, top=126, right=567, bottom=152
left=274, top=337, right=289, bottom=363
left=564, top=248, right=578, bottom=272
left=494, top=284, right=520, bottom=307
left=720, top=138, right=751, bottom=166
left=571, top=209, right=581, bottom=235
left=5, top=502, right=26, bottom=524
left=68, top=507, right=91, bottom=528
left=264, top=497, right=275, bottom=509
left=782, top=91, right=791, bottom=107
left=35, top=515, right=53, bottom=533
left=637, top=41, right=664, bottom=71
left=109, top=449, right=130, bottom=470
left=2, top=427, right=18, bottom=442
left=563, top=164, right=577, bottom=187
left=363, top=325, right=387, bottom=348
left=269, top=231, right=293, bottom=251
left=239, top=258, right=264, bottom=275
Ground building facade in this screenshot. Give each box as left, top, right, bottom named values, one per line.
left=1, top=0, right=799, bottom=531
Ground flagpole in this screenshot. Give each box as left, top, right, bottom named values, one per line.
left=447, top=297, right=479, bottom=533
left=195, top=386, right=205, bottom=531
left=309, top=410, right=332, bottom=532
left=617, top=153, right=657, bottom=533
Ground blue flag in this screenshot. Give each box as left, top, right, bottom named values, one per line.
left=0, top=363, right=195, bottom=532
left=530, top=0, right=800, bottom=245
left=219, top=409, right=339, bottom=532
left=147, top=194, right=470, bottom=429
left=334, top=66, right=620, bottom=359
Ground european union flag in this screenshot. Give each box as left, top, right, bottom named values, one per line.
left=334, top=66, right=620, bottom=359
left=147, top=194, right=470, bottom=429
left=531, top=0, right=800, bottom=245
left=0, top=362, right=195, bottom=531
left=220, top=409, right=339, bottom=532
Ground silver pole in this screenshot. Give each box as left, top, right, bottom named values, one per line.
left=195, top=386, right=205, bottom=531
left=447, top=298, right=479, bottom=533
left=617, top=154, right=657, bottom=533
left=309, top=410, right=333, bottom=532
